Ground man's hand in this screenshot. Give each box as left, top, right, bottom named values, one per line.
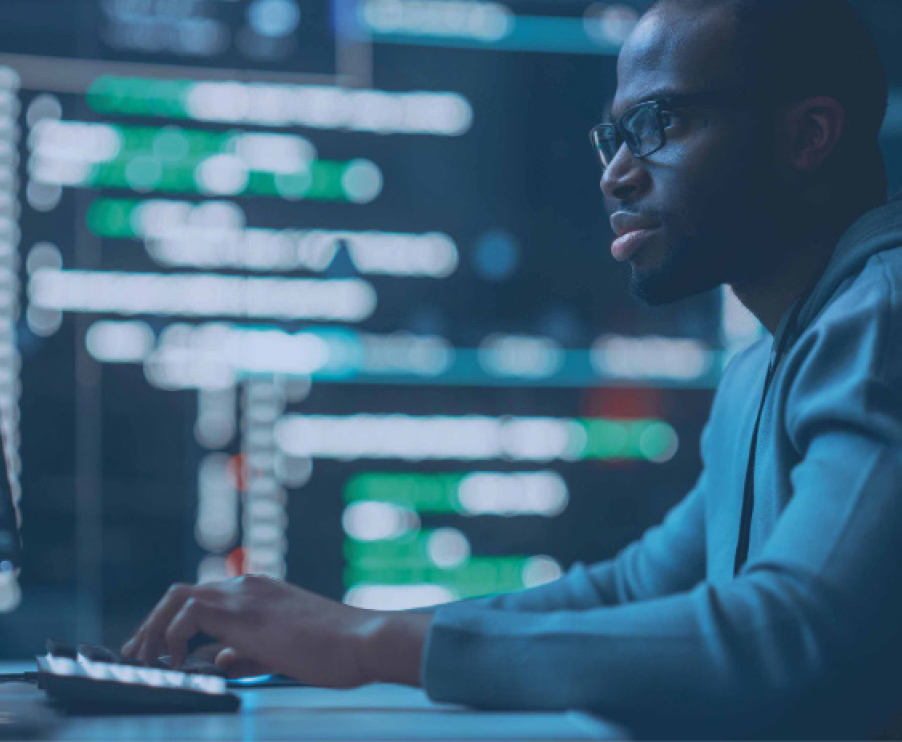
left=120, top=575, right=433, bottom=688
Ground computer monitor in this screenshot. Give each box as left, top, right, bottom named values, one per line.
left=0, top=428, right=21, bottom=571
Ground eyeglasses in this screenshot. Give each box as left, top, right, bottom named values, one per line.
left=589, top=89, right=754, bottom=173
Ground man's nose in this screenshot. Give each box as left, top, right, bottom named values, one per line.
left=600, top=143, right=650, bottom=202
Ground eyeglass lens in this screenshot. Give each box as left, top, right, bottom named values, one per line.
left=592, top=127, right=619, bottom=169
left=592, top=103, right=664, bottom=171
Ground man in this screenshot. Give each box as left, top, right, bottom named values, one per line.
left=123, top=0, right=902, bottom=736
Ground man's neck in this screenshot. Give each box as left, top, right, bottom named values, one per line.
left=731, top=238, right=835, bottom=336
left=730, top=200, right=882, bottom=335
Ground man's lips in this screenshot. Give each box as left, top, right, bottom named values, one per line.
left=609, top=212, right=663, bottom=263
left=611, top=228, right=660, bottom=262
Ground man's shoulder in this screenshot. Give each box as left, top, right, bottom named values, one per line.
left=786, top=245, right=902, bottom=408
left=808, top=245, right=901, bottom=342
left=871, top=242, right=902, bottom=295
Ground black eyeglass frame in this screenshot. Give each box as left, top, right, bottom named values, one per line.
left=589, top=88, right=757, bottom=171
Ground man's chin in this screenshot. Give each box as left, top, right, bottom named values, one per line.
left=628, top=264, right=721, bottom=306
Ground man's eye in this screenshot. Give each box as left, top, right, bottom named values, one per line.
left=660, top=111, right=678, bottom=128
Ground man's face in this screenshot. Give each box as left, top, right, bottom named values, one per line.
left=602, top=4, right=780, bottom=305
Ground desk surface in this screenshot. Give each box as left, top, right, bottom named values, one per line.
left=0, top=662, right=628, bottom=741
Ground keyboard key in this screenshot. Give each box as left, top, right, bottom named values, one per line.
left=158, top=654, right=224, bottom=676
left=76, top=643, right=120, bottom=663
left=46, top=639, right=77, bottom=659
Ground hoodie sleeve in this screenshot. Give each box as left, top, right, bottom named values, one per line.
left=421, top=264, right=902, bottom=739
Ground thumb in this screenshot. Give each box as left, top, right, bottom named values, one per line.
left=214, top=647, right=270, bottom=679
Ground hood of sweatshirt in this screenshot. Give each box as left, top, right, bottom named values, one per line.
left=793, top=193, right=902, bottom=339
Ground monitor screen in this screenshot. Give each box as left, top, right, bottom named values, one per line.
left=0, top=0, right=896, bottom=651
left=0, top=426, right=21, bottom=570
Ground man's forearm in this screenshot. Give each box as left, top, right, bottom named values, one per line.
left=358, top=611, right=433, bottom=687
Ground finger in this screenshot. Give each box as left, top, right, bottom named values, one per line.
left=215, top=647, right=269, bottom=679
left=122, top=618, right=155, bottom=658
left=134, top=583, right=194, bottom=666
left=189, top=641, right=226, bottom=663
left=165, top=597, right=227, bottom=670
left=123, top=585, right=187, bottom=655
left=121, top=617, right=150, bottom=658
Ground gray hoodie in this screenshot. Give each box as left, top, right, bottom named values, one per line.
left=421, top=194, right=902, bottom=738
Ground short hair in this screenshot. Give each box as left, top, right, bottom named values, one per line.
left=652, top=0, right=888, bottom=191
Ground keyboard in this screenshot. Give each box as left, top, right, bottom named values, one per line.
left=50, top=639, right=225, bottom=675
left=36, top=639, right=240, bottom=713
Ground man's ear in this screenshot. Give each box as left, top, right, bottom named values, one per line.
left=779, top=96, right=846, bottom=173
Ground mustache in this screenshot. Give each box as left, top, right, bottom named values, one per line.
left=616, top=204, right=668, bottom=223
